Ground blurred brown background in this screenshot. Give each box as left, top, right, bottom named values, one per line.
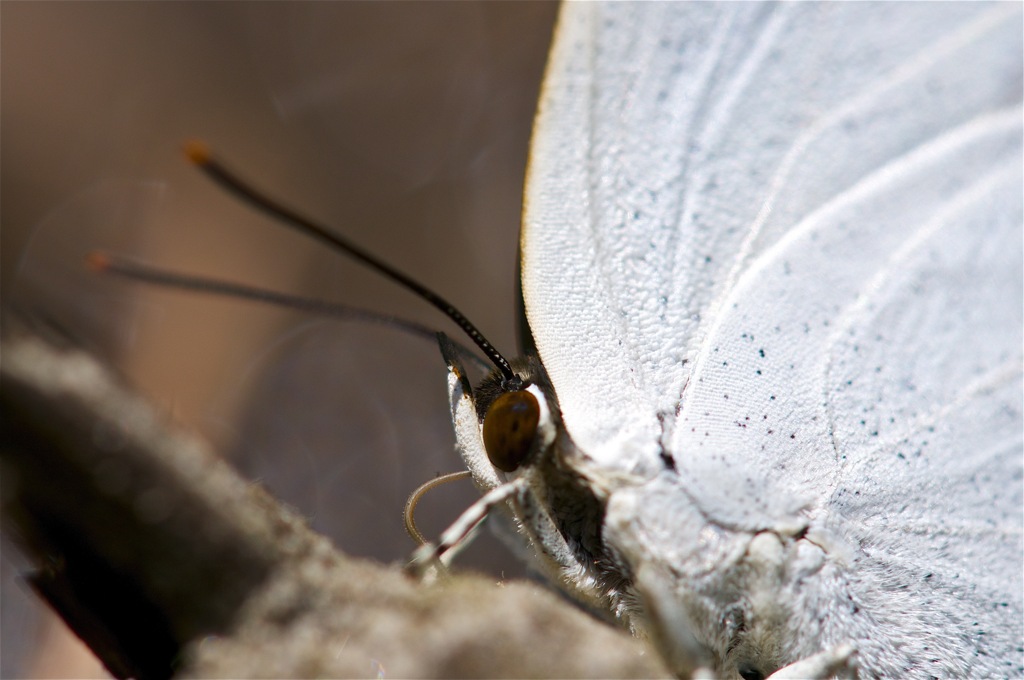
left=2, top=2, right=558, bottom=676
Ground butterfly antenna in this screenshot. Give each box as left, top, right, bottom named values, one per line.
left=86, top=251, right=491, bottom=373
left=183, top=140, right=518, bottom=386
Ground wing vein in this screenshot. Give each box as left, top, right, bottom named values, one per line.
left=719, top=4, right=1023, bottom=316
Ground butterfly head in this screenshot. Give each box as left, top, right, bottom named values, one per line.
left=473, top=356, right=560, bottom=474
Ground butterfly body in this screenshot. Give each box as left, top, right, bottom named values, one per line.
left=446, top=3, right=1023, bottom=678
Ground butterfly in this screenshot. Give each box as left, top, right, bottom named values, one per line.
left=22, top=3, right=1018, bottom=678
left=432, top=3, right=1023, bottom=678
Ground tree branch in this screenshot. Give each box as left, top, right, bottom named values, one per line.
left=0, top=317, right=669, bottom=678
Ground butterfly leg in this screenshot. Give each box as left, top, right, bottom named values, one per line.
left=406, top=476, right=529, bottom=577
left=766, top=644, right=856, bottom=680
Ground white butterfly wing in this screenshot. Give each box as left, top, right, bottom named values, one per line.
left=522, top=2, right=1022, bottom=676
left=522, top=1, right=1021, bottom=468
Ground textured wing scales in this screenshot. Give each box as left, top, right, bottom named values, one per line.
left=524, top=2, right=1023, bottom=675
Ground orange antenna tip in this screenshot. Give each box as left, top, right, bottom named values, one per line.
left=85, top=251, right=112, bottom=272
left=183, top=139, right=211, bottom=165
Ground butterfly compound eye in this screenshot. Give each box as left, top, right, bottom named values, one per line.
left=483, top=390, right=540, bottom=472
